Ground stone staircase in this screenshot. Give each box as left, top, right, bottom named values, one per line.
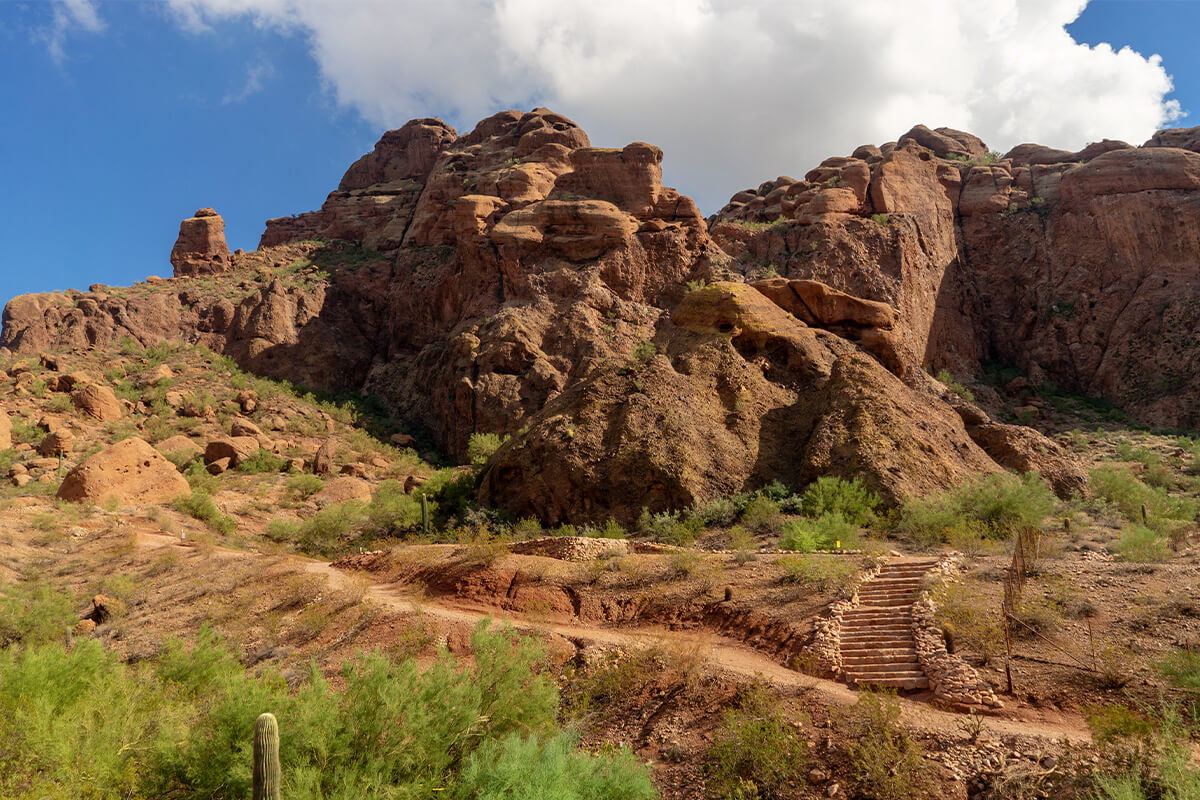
left=839, top=559, right=939, bottom=691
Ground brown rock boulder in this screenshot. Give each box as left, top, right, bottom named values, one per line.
left=752, top=277, right=896, bottom=329
left=313, top=439, right=334, bottom=475
left=57, top=437, right=189, bottom=505
left=203, top=436, right=259, bottom=468
left=171, top=208, right=231, bottom=277
left=963, top=421, right=1088, bottom=499
left=71, top=383, right=122, bottom=422
left=898, top=125, right=988, bottom=159
left=38, top=430, right=74, bottom=457
left=313, top=476, right=373, bottom=506
left=1144, top=125, right=1200, bottom=153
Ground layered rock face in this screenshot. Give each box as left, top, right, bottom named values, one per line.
left=710, top=124, right=1200, bottom=430
left=10, top=110, right=1196, bottom=521
left=170, top=208, right=231, bottom=277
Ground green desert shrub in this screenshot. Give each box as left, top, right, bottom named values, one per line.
left=171, top=490, right=236, bottom=536
left=843, top=690, right=930, bottom=800
left=467, top=432, right=507, bottom=467
left=363, top=480, right=427, bottom=535
left=740, top=495, right=783, bottom=535
left=457, top=732, right=656, bottom=800
left=777, top=555, right=857, bottom=591
left=899, top=472, right=1054, bottom=544
left=799, top=476, right=880, bottom=525
left=285, top=473, right=324, bottom=499
left=0, top=622, right=647, bottom=800
left=1157, top=648, right=1200, bottom=694
left=1090, top=465, right=1198, bottom=526
left=0, top=581, right=76, bottom=648
left=706, top=685, right=806, bottom=800
left=235, top=449, right=290, bottom=474
left=1112, top=525, right=1171, bottom=563
left=778, top=513, right=856, bottom=552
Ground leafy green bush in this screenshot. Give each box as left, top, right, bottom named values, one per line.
left=0, top=623, right=648, bottom=799
left=468, top=432, right=507, bottom=467
left=706, top=685, right=805, bottom=800
left=235, top=449, right=290, bottom=474
left=1090, top=465, right=1198, bottom=526
left=800, top=476, right=880, bottom=525
left=291, top=501, right=366, bottom=557
left=1157, top=648, right=1200, bottom=693
left=1088, top=704, right=1200, bottom=800
left=171, top=490, right=236, bottom=536
left=458, top=732, right=656, bottom=800
left=182, top=460, right=219, bottom=494
left=843, top=690, right=930, bottom=800
left=899, top=472, right=1054, bottom=544
left=740, top=495, right=783, bottom=535
left=362, top=479, right=425, bottom=536
left=697, top=495, right=742, bottom=527
left=1112, top=525, right=1171, bottom=563
left=285, top=473, right=324, bottom=499
left=0, top=581, right=76, bottom=647
left=637, top=509, right=703, bottom=546
left=778, top=513, right=856, bottom=552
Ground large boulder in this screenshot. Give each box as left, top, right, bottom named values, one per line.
left=57, top=437, right=189, bottom=505
left=171, top=208, right=231, bottom=277
left=203, top=436, right=260, bottom=468
left=71, top=383, right=122, bottom=422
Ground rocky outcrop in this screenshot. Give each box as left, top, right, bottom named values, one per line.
left=478, top=282, right=1007, bottom=524
left=9, top=112, right=1198, bottom=521
left=711, top=124, right=1200, bottom=431
left=57, top=437, right=189, bottom=505
left=171, top=208, right=231, bottom=277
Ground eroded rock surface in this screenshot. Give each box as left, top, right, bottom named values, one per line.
left=171, top=208, right=231, bottom=277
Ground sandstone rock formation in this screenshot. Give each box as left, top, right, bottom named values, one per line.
left=0, top=411, right=10, bottom=450
left=71, top=382, right=121, bottom=422
left=710, top=124, right=1200, bottom=431
left=10, top=111, right=1196, bottom=521
left=171, top=208, right=231, bottom=277
left=57, top=437, right=190, bottom=505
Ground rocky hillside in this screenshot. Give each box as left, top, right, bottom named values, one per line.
left=3, top=111, right=1198, bottom=521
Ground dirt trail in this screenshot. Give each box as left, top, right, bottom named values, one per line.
left=136, top=530, right=1093, bottom=744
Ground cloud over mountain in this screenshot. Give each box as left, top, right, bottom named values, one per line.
left=167, top=0, right=1184, bottom=210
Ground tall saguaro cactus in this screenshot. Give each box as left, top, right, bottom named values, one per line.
left=253, top=712, right=281, bottom=800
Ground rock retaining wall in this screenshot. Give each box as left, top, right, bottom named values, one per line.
left=911, top=557, right=1004, bottom=709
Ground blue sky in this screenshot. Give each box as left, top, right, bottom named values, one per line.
left=0, top=0, right=1195, bottom=306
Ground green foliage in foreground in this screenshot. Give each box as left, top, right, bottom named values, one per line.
left=0, top=622, right=655, bottom=800
left=899, top=472, right=1055, bottom=545
left=1087, top=704, right=1200, bottom=800
left=706, top=685, right=806, bottom=800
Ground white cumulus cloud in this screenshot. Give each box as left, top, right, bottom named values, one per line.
left=165, top=0, right=1185, bottom=211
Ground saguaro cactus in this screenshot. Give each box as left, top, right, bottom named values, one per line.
left=253, top=712, right=281, bottom=800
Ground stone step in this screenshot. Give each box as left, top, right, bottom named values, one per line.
left=848, top=674, right=930, bottom=690
left=842, top=610, right=912, bottom=620
left=841, top=618, right=911, bottom=628
left=840, top=638, right=916, bottom=650
left=841, top=652, right=918, bottom=666
left=855, top=598, right=916, bottom=608
left=844, top=661, right=929, bottom=676
left=841, top=627, right=912, bottom=637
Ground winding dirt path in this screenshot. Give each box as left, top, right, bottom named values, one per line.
left=136, top=530, right=1093, bottom=744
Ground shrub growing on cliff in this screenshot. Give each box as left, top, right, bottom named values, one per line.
left=467, top=432, right=507, bottom=467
